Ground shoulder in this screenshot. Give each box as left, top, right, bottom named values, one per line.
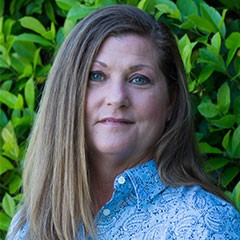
left=178, top=185, right=239, bottom=216
left=156, top=185, right=240, bottom=239
left=160, top=184, right=238, bottom=213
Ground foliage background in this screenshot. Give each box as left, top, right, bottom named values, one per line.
left=0, top=0, right=239, bottom=238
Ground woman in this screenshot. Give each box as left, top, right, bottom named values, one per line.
left=7, top=4, right=239, bottom=240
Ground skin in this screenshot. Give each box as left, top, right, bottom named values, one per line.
left=85, top=35, right=172, bottom=209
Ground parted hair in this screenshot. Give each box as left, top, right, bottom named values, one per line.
left=7, top=4, right=228, bottom=240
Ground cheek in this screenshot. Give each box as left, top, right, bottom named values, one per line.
left=85, top=91, right=98, bottom=119
left=84, top=99, right=90, bottom=123
left=139, top=93, right=169, bottom=119
left=141, top=99, right=170, bottom=138
left=136, top=96, right=169, bottom=146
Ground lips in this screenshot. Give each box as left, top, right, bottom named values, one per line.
left=98, top=117, right=134, bottom=124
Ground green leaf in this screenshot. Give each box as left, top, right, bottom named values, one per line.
left=178, top=34, right=197, bottom=73
left=95, top=0, right=117, bottom=7
left=14, top=193, right=23, bottom=202
left=203, top=157, right=229, bottom=172
left=12, top=115, right=33, bottom=129
left=2, top=193, right=16, bottom=217
left=11, top=109, right=21, bottom=119
left=12, top=41, right=36, bottom=62
left=198, top=142, right=222, bottom=154
left=200, top=3, right=226, bottom=37
left=225, top=32, right=240, bottom=65
left=56, top=26, right=65, bottom=46
left=0, top=16, right=3, bottom=32
left=222, top=130, right=231, bottom=152
left=198, top=47, right=217, bottom=64
left=138, top=0, right=149, bottom=10
left=232, top=126, right=240, bottom=157
left=9, top=175, right=22, bottom=194
left=221, top=167, right=239, bottom=187
left=56, top=0, right=79, bottom=11
left=0, top=156, right=14, bottom=175
left=9, top=53, right=29, bottom=74
left=155, top=0, right=181, bottom=20
left=233, top=54, right=240, bottom=79
left=233, top=96, right=240, bottom=125
left=211, top=115, right=236, bottom=129
left=63, top=19, right=76, bottom=37
left=187, top=14, right=216, bottom=33
left=24, top=77, right=35, bottom=111
left=219, top=8, right=227, bottom=37
left=0, top=212, right=11, bottom=231
left=2, top=121, right=19, bottom=161
left=26, top=0, right=43, bottom=15
left=0, top=55, right=9, bottom=68
left=7, top=35, right=15, bottom=51
left=188, top=78, right=196, bottom=92
left=42, top=22, right=56, bottom=40
left=227, top=48, right=238, bottom=67
left=217, top=82, right=230, bottom=115
left=198, top=45, right=226, bottom=72
left=226, top=32, right=240, bottom=49
left=0, top=109, right=8, bottom=127
left=1, top=80, right=12, bottom=91
left=19, top=63, right=33, bottom=79
left=0, top=90, right=18, bottom=109
left=3, top=18, right=16, bottom=36
left=177, top=0, right=198, bottom=19
left=179, top=20, right=195, bottom=30
left=231, top=181, right=240, bottom=210
left=67, top=4, right=96, bottom=22
left=198, top=102, right=219, bottom=118
left=0, top=0, right=4, bottom=17
left=127, top=0, right=139, bottom=5
left=219, top=0, right=240, bottom=9
left=33, top=48, right=42, bottom=70
left=15, top=33, right=54, bottom=47
left=14, top=94, right=24, bottom=110
left=211, top=32, right=221, bottom=54
left=19, top=16, right=47, bottom=35
left=0, top=90, right=24, bottom=110
left=0, top=43, right=11, bottom=64
left=44, top=0, right=57, bottom=23
left=198, top=65, right=214, bottom=84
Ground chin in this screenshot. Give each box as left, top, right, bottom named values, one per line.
left=95, top=145, right=133, bottom=157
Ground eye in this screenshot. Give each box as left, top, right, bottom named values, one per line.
left=130, top=75, right=151, bottom=85
left=89, top=71, right=105, bottom=82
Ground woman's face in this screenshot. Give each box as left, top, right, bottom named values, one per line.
left=85, top=34, right=172, bottom=168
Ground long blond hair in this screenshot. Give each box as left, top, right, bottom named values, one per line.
left=8, top=4, right=228, bottom=239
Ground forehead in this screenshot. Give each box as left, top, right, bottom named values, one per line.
left=94, top=34, right=159, bottom=64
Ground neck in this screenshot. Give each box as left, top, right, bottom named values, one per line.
left=90, top=162, right=123, bottom=213
left=89, top=153, right=152, bottom=212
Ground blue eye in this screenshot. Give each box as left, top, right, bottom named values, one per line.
left=89, top=71, right=105, bottom=81
left=131, top=75, right=151, bottom=85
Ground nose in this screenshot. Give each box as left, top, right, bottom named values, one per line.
left=106, top=79, right=130, bottom=108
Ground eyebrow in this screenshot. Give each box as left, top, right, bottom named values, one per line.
left=93, top=60, right=155, bottom=72
left=129, top=64, right=155, bottom=72
left=92, top=60, right=107, bottom=68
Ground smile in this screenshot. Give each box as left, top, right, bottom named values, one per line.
left=98, top=118, right=134, bottom=124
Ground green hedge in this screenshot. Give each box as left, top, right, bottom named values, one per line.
left=0, top=0, right=239, bottom=238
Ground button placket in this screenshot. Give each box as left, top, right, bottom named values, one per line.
left=101, top=175, right=129, bottom=218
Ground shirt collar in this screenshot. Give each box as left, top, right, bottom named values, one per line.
left=114, top=160, right=167, bottom=206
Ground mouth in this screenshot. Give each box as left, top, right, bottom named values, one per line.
left=98, top=117, right=134, bottom=124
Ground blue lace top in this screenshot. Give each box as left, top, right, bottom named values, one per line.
left=8, top=160, right=240, bottom=239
